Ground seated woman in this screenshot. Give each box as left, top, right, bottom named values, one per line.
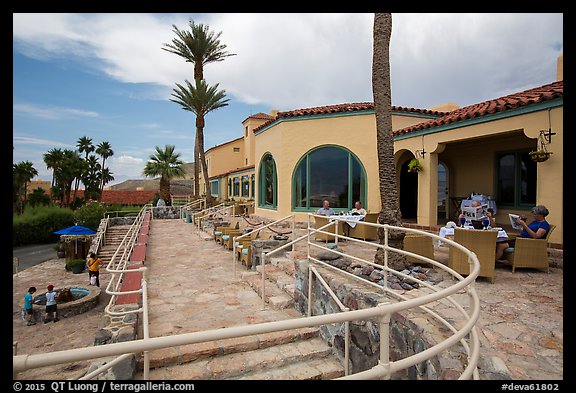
left=350, top=201, right=367, bottom=216
left=495, top=205, right=551, bottom=260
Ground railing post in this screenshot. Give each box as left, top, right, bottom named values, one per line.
left=334, top=219, right=339, bottom=246
left=384, top=226, right=389, bottom=292
left=232, top=236, right=237, bottom=278
left=378, top=304, right=391, bottom=380
left=292, top=214, right=296, bottom=252
left=308, top=268, right=313, bottom=318
left=261, top=252, right=267, bottom=309
left=344, top=318, right=350, bottom=376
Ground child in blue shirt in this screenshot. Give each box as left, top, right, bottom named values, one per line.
left=24, top=287, right=37, bottom=326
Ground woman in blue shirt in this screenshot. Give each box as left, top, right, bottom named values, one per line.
left=496, top=205, right=551, bottom=260
left=516, top=205, right=551, bottom=239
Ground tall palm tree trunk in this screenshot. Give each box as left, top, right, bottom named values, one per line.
left=196, top=117, right=212, bottom=207
left=372, top=13, right=406, bottom=271
left=194, top=133, right=200, bottom=199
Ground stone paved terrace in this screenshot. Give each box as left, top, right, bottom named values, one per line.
left=13, top=218, right=563, bottom=380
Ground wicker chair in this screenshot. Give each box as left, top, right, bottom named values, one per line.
left=348, top=213, right=379, bottom=241
left=239, top=232, right=272, bottom=269
left=214, top=219, right=240, bottom=244
left=222, top=230, right=244, bottom=249
left=503, top=224, right=555, bottom=273
left=404, top=234, right=435, bottom=265
left=448, top=228, right=498, bottom=283
left=313, top=215, right=343, bottom=242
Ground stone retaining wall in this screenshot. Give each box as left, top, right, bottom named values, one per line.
left=294, top=259, right=468, bottom=380
left=151, top=206, right=181, bottom=219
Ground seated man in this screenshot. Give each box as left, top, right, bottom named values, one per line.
left=458, top=200, right=481, bottom=225
left=495, top=205, right=551, bottom=260
left=350, top=201, right=367, bottom=216
left=317, top=199, right=335, bottom=216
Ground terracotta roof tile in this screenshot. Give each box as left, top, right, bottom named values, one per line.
left=393, top=81, right=563, bottom=136
left=75, top=189, right=158, bottom=205
left=253, top=102, right=447, bottom=133
left=243, top=112, right=275, bottom=123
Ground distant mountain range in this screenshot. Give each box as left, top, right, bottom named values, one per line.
left=110, top=163, right=195, bottom=194
left=110, top=178, right=194, bottom=195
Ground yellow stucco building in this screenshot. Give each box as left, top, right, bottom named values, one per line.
left=198, top=55, right=563, bottom=247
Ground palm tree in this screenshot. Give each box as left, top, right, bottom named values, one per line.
left=142, top=145, right=186, bottom=204
left=100, top=167, right=115, bottom=194
left=170, top=79, right=230, bottom=206
left=162, top=21, right=236, bottom=82
left=77, top=136, right=94, bottom=159
left=43, top=148, right=64, bottom=190
left=372, top=13, right=406, bottom=271
left=96, top=141, right=114, bottom=199
left=163, top=21, right=235, bottom=199
left=13, top=161, right=38, bottom=214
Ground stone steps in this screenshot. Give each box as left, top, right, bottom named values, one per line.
left=141, top=334, right=344, bottom=380
left=241, top=264, right=295, bottom=310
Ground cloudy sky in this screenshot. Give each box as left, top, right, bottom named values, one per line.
left=12, top=13, right=563, bottom=185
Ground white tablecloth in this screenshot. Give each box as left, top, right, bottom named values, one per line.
left=438, top=227, right=508, bottom=246
left=331, top=215, right=365, bottom=228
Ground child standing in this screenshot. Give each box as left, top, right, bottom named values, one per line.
left=24, top=287, right=37, bottom=326
left=87, top=253, right=101, bottom=287
left=44, top=284, right=59, bottom=323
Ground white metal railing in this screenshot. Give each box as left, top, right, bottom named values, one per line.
left=14, top=212, right=481, bottom=381
left=195, top=204, right=236, bottom=231
left=100, top=203, right=152, bottom=379
left=232, top=214, right=296, bottom=278
left=90, top=217, right=109, bottom=253
left=309, top=265, right=350, bottom=376
left=192, top=202, right=229, bottom=228
left=179, top=198, right=207, bottom=220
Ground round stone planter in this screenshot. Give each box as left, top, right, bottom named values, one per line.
left=32, top=285, right=101, bottom=320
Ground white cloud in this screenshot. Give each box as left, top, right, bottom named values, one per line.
left=13, top=13, right=563, bottom=111
left=13, top=103, right=99, bottom=120
left=108, top=155, right=145, bottom=179
left=13, top=135, right=75, bottom=148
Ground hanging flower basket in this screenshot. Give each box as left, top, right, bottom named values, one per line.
left=529, top=150, right=552, bottom=163
left=407, top=158, right=423, bottom=173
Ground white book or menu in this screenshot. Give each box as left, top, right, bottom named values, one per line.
left=509, top=214, right=523, bottom=230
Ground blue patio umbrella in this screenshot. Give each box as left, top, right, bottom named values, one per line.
left=53, top=225, right=96, bottom=235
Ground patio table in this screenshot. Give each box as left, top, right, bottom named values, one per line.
left=438, top=226, right=507, bottom=246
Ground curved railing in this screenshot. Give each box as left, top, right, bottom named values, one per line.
left=13, top=212, right=481, bottom=380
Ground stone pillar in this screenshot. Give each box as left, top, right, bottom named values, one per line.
left=417, top=152, right=438, bottom=228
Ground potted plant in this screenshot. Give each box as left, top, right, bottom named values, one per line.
left=407, top=158, right=424, bottom=173
left=529, top=150, right=552, bottom=162
left=66, top=258, right=86, bottom=274
left=53, top=241, right=65, bottom=258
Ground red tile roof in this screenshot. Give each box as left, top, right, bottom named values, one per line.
left=253, top=103, right=447, bottom=133
left=75, top=189, right=158, bottom=205
left=394, top=81, right=563, bottom=136
left=242, top=112, right=275, bottom=123
left=209, top=165, right=255, bottom=180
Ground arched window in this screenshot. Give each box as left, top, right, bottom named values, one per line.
left=293, top=145, right=366, bottom=211
left=258, top=153, right=277, bottom=209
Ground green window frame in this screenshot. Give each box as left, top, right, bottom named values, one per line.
left=233, top=177, right=240, bottom=197
left=251, top=174, right=255, bottom=199
left=495, top=149, right=537, bottom=209
left=258, top=153, right=277, bottom=209
left=241, top=175, right=250, bottom=198
left=210, top=179, right=220, bottom=197
left=292, top=145, right=367, bottom=212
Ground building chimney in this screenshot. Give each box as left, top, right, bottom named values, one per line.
left=269, top=109, right=279, bottom=117
left=556, top=52, right=563, bottom=81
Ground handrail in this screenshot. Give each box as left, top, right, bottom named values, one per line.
left=179, top=198, right=207, bottom=218
left=232, top=214, right=296, bottom=278
left=306, top=213, right=481, bottom=379
left=196, top=205, right=235, bottom=231
left=14, top=211, right=481, bottom=381
left=309, top=265, right=350, bottom=376
left=90, top=217, right=109, bottom=254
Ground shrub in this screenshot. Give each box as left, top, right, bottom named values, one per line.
left=13, top=205, right=75, bottom=247
left=74, top=202, right=106, bottom=230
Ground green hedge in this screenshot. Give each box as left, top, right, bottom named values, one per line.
left=13, top=205, right=75, bottom=247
